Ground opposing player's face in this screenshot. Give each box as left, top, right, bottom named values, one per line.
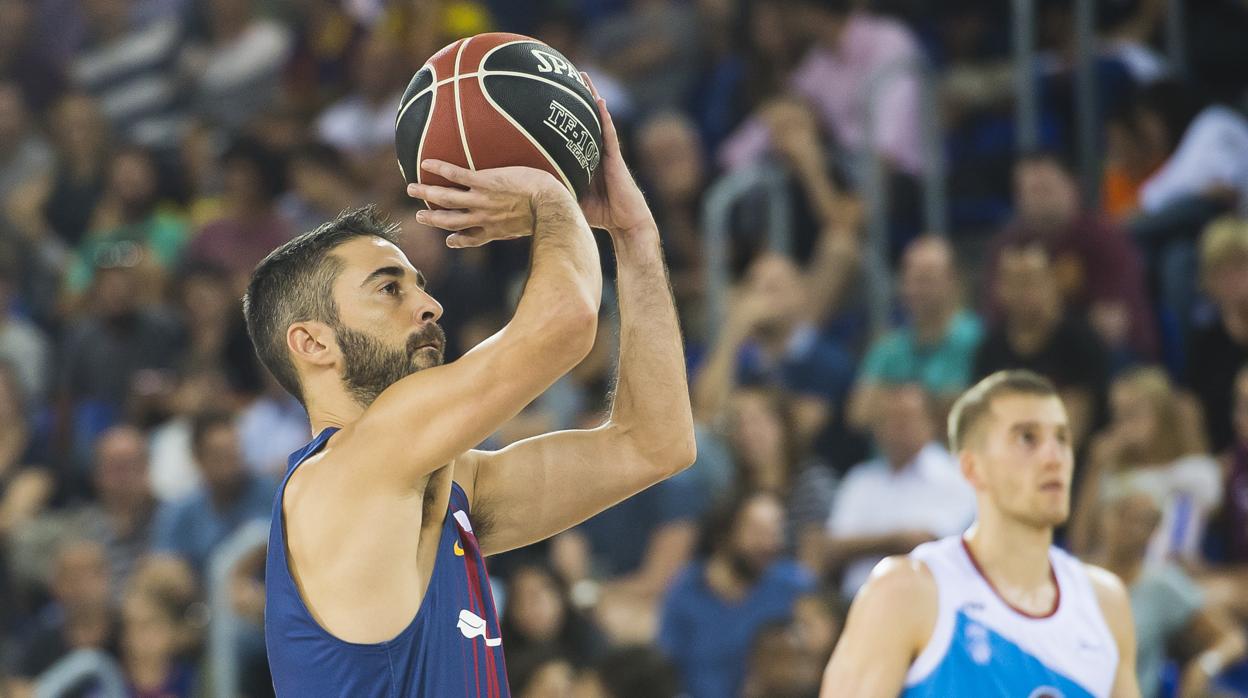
left=331, top=237, right=445, bottom=407
left=967, top=394, right=1074, bottom=528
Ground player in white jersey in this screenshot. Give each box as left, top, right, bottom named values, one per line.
left=821, top=370, right=1141, bottom=697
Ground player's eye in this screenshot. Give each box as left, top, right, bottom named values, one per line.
left=1020, top=430, right=1037, bottom=447
left=381, top=281, right=400, bottom=296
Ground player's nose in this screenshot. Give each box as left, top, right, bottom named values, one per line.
left=413, top=288, right=443, bottom=324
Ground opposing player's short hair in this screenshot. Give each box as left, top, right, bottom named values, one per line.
left=947, top=370, right=1058, bottom=452
left=243, top=205, right=398, bottom=405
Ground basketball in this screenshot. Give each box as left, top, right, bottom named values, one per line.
left=395, top=32, right=603, bottom=202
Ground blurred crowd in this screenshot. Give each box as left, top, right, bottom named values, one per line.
left=2, top=0, right=1248, bottom=697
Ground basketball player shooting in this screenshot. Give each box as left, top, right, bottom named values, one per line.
left=245, top=81, right=695, bottom=696
left=820, top=370, right=1141, bottom=697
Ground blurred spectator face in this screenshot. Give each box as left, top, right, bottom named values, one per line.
left=0, top=0, right=31, bottom=60
left=791, top=594, right=841, bottom=661
left=726, top=493, right=785, bottom=581
left=0, top=82, right=27, bottom=151
left=743, top=253, right=807, bottom=337
left=53, top=93, right=109, bottom=162
left=968, top=393, right=1074, bottom=527
left=396, top=212, right=448, bottom=283
left=52, top=540, right=111, bottom=613
left=782, top=1, right=848, bottom=45
left=93, top=264, right=141, bottom=318
left=997, top=245, right=1059, bottom=325
left=637, top=113, right=703, bottom=204
left=1100, top=489, right=1161, bottom=560
left=507, top=566, right=566, bottom=644
left=121, top=590, right=181, bottom=667
left=354, top=32, right=403, bottom=104
left=729, top=390, right=788, bottom=484
left=875, top=385, right=933, bottom=466
left=194, top=421, right=245, bottom=491
left=108, top=149, right=159, bottom=216
left=518, top=658, right=574, bottom=698
left=1014, top=158, right=1079, bottom=232
left=1107, top=370, right=1168, bottom=453
left=94, top=426, right=150, bottom=508
left=900, top=237, right=958, bottom=322
left=82, top=0, right=130, bottom=36
left=1205, top=252, right=1248, bottom=340
left=750, top=1, right=790, bottom=60
left=180, top=267, right=234, bottom=330
left=746, top=626, right=821, bottom=698
left=1234, top=366, right=1248, bottom=446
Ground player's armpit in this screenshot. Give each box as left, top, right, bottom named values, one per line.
left=820, top=556, right=937, bottom=698
left=453, top=423, right=689, bottom=556
left=1085, top=564, right=1143, bottom=698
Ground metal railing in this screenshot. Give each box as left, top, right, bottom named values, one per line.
left=35, top=649, right=127, bottom=698
left=207, top=518, right=270, bottom=698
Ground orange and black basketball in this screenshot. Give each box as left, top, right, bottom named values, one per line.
left=395, top=32, right=603, bottom=202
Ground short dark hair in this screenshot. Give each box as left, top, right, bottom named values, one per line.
left=947, top=370, right=1059, bottom=452
left=190, top=410, right=236, bottom=456
left=242, top=205, right=399, bottom=404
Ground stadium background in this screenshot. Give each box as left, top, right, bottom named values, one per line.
left=2, top=0, right=1248, bottom=696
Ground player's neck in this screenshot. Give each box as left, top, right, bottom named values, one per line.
left=964, top=519, right=1053, bottom=590
left=306, top=388, right=365, bottom=436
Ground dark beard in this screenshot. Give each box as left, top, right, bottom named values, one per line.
left=335, top=322, right=445, bottom=407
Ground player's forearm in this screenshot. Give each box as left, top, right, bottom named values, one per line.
left=607, top=226, right=696, bottom=470
left=512, top=194, right=603, bottom=352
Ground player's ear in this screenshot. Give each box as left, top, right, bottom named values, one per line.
left=288, top=320, right=339, bottom=369
left=959, top=449, right=985, bottom=491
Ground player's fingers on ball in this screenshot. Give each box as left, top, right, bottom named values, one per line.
left=446, top=229, right=489, bottom=248
left=410, top=183, right=483, bottom=210
left=421, top=159, right=480, bottom=188
left=582, top=72, right=599, bottom=100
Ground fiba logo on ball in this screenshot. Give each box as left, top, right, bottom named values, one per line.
left=544, top=101, right=601, bottom=174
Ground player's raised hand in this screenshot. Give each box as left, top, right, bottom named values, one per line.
left=579, top=73, right=656, bottom=238
left=408, top=160, right=574, bottom=248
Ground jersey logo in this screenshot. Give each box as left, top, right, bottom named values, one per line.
left=453, top=540, right=465, bottom=556
left=457, top=609, right=502, bottom=647
left=964, top=620, right=992, bottom=665
left=453, top=510, right=473, bottom=533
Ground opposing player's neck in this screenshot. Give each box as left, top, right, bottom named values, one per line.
left=964, top=518, right=1054, bottom=592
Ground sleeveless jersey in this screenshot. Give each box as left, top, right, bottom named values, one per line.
left=902, top=535, right=1118, bottom=698
left=264, top=428, right=510, bottom=697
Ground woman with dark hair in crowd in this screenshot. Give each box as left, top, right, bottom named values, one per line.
left=500, top=562, right=606, bottom=670
left=119, top=556, right=204, bottom=698
left=725, top=387, right=837, bottom=573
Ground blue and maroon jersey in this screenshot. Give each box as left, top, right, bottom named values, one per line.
left=265, top=428, right=510, bottom=697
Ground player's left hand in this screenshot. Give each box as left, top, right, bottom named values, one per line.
left=579, top=73, right=656, bottom=238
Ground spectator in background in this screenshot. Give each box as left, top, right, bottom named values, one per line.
left=235, top=371, right=309, bottom=480
left=152, top=411, right=273, bottom=574
left=74, top=426, right=156, bottom=600
left=0, top=81, right=53, bottom=208
left=1189, top=217, right=1248, bottom=451
left=1070, top=367, right=1217, bottom=563
left=742, top=620, right=823, bottom=698
left=284, top=0, right=364, bottom=113
left=720, top=0, right=924, bottom=178
left=118, top=579, right=198, bottom=697
left=58, top=256, right=182, bottom=471
left=659, top=491, right=814, bottom=698
left=315, top=29, right=406, bottom=162
left=573, top=645, right=683, bottom=698
left=725, top=388, right=837, bottom=573
left=824, top=384, right=974, bottom=599
left=147, top=367, right=231, bottom=504
left=0, top=0, right=66, bottom=114
left=171, top=261, right=239, bottom=378
left=586, top=0, right=701, bottom=114
left=500, top=562, right=606, bottom=668
left=69, top=0, right=188, bottom=151
left=186, top=137, right=292, bottom=292
left=693, top=253, right=855, bottom=457
left=508, top=647, right=575, bottom=698
left=848, top=235, right=983, bottom=432
left=0, top=360, right=53, bottom=547
left=65, top=146, right=188, bottom=299
left=280, top=141, right=367, bottom=235
left=38, top=93, right=112, bottom=249
left=975, top=242, right=1110, bottom=448
left=790, top=590, right=842, bottom=668
left=187, top=0, right=293, bottom=136
left=1200, top=363, right=1248, bottom=628
left=1090, top=480, right=1247, bottom=698
left=984, top=151, right=1157, bottom=363
left=5, top=539, right=118, bottom=697
left=0, top=258, right=50, bottom=407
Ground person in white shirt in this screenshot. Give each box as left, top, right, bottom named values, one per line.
left=824, top=383, right=975, bottom=599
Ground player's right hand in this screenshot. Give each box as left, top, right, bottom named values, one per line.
left=408, top=160, right=574, bottom=248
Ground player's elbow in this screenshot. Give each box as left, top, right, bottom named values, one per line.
left=542, top=296, right=598, bottom=367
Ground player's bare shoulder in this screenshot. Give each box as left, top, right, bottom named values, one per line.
left=1083, top=563, right=1134, bottom=629
left=860, top=555, right=939, bottom=615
